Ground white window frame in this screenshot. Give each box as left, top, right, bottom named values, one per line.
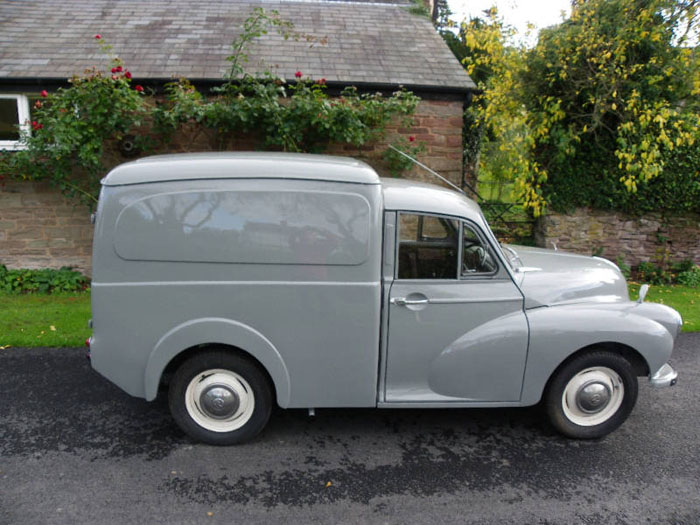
left=0, top=94, right=30, bottom=150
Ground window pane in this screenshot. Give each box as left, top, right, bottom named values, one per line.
left=462, top=223, right=497, bottom=275
left=0, top=98, right=20, bottom=141
left=114, top=190, right=371, bottom=265
left=399, top=213, right=419, bottom=242
left=398, top=213, right=458, bottom=279
left=421, top=215, right=449, bottom=239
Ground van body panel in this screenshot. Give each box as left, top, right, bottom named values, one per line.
left=92, top=179, right=379, bottom=284
left=520, top=304, right=676, bottom=405
left=92, top=281, right=382, bottom=406
left=384, top=280, right=527, bottom=402
left=91, top=171, right=383, bottom=408
left=144, top=317, right=292, bottom=404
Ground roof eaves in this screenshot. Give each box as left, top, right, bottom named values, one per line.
left=0, top=76, right=477, bottom=97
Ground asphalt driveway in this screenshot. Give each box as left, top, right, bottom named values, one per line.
left=1, top=334, right=699, bottom=524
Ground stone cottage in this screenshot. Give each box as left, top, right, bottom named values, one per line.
left=0, top=0, right=475, bottom=273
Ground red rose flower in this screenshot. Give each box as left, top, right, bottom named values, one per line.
left=40, top=90, right=48, bottom=98
left=409, top=136, right=415, bottom=142
left=319, top=78, right=326, bottom=85
left=124, top=71, right=132, bottom=79
left=111, top=67, right=117, bottom=73
left=134, top=85, right=144, bottom=92
left=116, top=66, right=122, bottom=72
left=95, top=34, right=101, bottom=39
left=31, top=121, right=43, bottom=130
left=34, top=100, right=42, bottom=109
left=294, top=71, right=302, bottom=78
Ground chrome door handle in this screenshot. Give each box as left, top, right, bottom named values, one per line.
left=391, top=297, right=429, bottom=306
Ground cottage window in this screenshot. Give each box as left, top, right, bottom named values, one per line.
left=0, top=94, right=30, bottom=150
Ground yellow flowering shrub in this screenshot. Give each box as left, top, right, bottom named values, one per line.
left=460, top=0, right=699, bottom=214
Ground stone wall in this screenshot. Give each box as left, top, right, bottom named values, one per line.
left=0, top=98, right=465, bottom=273
left=536, top=208, right=700, bottom=266
left=0, top=181, right=93, bottom=274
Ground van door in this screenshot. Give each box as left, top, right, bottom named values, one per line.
left=383, top=212, right=528, bottom=403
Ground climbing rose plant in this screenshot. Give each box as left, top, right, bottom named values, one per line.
left=0, top=35, right=147, bottom=204
left=153, top=74, right=419, bottom=155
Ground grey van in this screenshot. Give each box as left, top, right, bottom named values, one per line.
left=89, top=152, right=680, bottom=444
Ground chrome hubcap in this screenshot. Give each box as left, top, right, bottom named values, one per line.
left=576, top=381, right=611, bottom=413
left=184, top=369, right=255, bottom=433
left=561, top=366, right=624, bottom=427
left=200, top=384, right=240, bottom=419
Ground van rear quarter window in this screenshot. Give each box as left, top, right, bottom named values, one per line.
left=114, top=190, right=371, bottom=265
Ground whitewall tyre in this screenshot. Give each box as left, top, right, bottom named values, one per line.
left=545, top=350, right=638, bottom=439
left=168, top=350, right=272, bottom=445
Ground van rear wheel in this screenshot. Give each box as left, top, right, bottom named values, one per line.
left=168, top=350, right=272, bottom=445
left=544, top=350, right=638, bottom=439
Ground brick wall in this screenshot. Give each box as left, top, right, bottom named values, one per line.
left=0, top=99, right=465, bottom=273
left=327, top=99, right=464, bottom=186
left=536, top=208, right=700, bottom=266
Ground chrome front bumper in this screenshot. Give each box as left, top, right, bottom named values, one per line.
left=649, top=363, right=678, bottom=388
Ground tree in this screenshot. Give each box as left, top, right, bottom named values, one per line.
left=524, top=0, right=699, bottom=212
left=455, top=0, right=699, bottom=214
left=459, top=8, right=544, bottom=208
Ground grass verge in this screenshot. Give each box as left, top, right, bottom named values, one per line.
left=0, top=292, right=91, bottom=347
left=628, top=283, right=699, bottom=332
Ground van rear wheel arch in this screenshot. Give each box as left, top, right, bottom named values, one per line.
left=159, top=343, right=278, bottom=404
left=144, top=318, right=290, bottom=406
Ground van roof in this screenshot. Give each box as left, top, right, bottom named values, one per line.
left=380, top=177, right=484, bottom=222
left=101, top=152, right=381, bottom=186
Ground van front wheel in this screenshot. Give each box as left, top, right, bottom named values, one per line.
left=544, top=350, right=638, bottom=439
left=168, top=350, right=272, bottom=445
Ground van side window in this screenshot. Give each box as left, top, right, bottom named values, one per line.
left=398, top=213, right=458, bottom=279
left=461, top=222, right=497, bottom=276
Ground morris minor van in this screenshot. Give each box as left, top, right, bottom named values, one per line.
left=88, top=153, right=680, bottom=444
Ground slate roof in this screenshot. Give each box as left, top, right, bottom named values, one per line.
left=0, top=0, right=475, bottom=92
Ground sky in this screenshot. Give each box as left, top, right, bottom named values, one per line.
left=446, top=0, right=572, bottom=45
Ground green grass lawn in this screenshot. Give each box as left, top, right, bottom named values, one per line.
left=0, top=283, right=697, bottom=348
left=0, top=292, right=91, bottom=347
left=627, top=283, right=699, bottom=332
